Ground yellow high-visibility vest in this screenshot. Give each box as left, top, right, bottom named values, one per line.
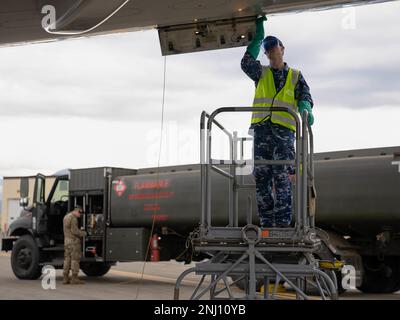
left=251, top=66, right=300, bottom=131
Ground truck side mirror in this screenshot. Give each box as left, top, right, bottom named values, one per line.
left=20, top=177, right=29, bottom=198
left=20, top=178, right=29, bottom=207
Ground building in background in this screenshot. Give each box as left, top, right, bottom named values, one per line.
left=1, top=175, right=56, bottom=235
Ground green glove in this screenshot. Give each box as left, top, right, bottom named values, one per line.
left=298, top=100, right=314, bottom=125
left=246, top=15, right=267, bottom=59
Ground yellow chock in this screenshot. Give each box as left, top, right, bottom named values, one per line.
left=259, top=283, right=286, bottom=294
left=319, top=260, right=345, bottom=270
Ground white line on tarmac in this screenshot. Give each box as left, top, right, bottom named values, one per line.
left=109, top=268, right=200, bottom=286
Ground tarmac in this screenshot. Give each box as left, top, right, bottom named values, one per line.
left=1, top=252, right=400, bottom=300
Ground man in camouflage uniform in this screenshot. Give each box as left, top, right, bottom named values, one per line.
left=241, top=16, right=314, bottom=228
left=63, top=205, right=87, bottom=284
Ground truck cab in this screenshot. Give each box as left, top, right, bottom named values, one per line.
left=1, top=167, right=143, bottom=280
left=2, top=173, right=71, bottom=279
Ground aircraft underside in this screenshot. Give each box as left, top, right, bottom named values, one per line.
left=0, top=0, right=395, bottom=54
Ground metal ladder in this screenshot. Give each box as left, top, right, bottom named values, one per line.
left=174, top=106, right=339, bottom=300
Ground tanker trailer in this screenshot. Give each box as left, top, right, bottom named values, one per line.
left=313, top=146, right=400, bottom=293
left=3, top=146, right=400, bottom=293
left=109, top=164, right=259, bottom=262
left=110, top=146, right=400, bottom=293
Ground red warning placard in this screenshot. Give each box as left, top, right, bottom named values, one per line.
left=113, top=180, right=127, bottom=197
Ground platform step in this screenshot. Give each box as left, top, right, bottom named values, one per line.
left=194, top=262, right=317, bottom=277
left=200, top=227, right=316, bottom=242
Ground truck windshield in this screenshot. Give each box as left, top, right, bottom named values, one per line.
left=50, top=180, right=69, bottom=203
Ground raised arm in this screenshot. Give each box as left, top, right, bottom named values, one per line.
left=240, top=16, right=267, bottom=85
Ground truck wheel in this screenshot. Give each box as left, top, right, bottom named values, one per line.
left=80, top=262, right=112, bottom=277
left=357, top=256, right=400, bottom=294
left=11, top=235, right=42, bottom=280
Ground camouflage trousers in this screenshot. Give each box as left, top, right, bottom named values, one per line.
left=63, top=243, right=82, bottom=276
left=252, top=120, right=295, bottom=227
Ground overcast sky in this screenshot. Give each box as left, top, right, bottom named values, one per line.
left=0, top=1, right=399, bottom=177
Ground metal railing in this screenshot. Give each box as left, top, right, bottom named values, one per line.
left=172, top=107, right=339, bottom=301
left=199, top=106, right=315, bottom=241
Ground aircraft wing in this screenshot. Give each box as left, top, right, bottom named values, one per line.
left=0, top=0, right=394, bottom=54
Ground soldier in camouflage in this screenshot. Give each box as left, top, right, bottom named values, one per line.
left=241, top=16, right=314, bottom=228
left=63, top=206, right=87, bottom=284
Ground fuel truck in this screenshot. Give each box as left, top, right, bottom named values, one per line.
left=2, top=145, right=400, bottom=294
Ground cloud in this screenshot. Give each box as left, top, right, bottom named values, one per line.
left=0, top=1, right=399, bottom=176
left=0, top=1, right=398, bottom=123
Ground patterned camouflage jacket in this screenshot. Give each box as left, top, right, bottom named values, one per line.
left=63, top=212, right=87, bottom=245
